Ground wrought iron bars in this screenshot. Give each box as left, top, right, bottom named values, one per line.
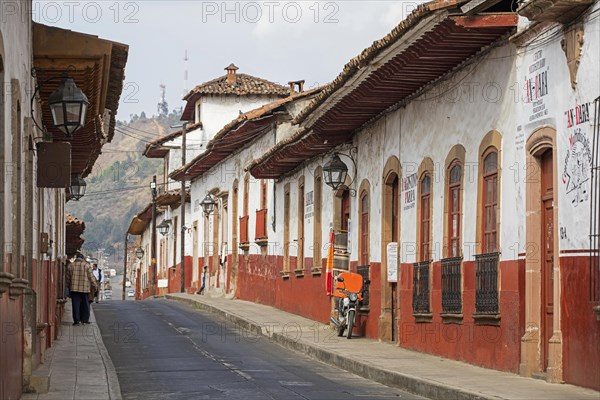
left=412, top=260, right=431, bottom=314
left=475, top=252, right=500, bottom=314
left=441, top=257, right=463, bottom=314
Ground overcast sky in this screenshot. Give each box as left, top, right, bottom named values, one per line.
left=33, top=1, right=425, bottom=120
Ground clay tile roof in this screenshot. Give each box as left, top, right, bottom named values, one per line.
left=184, top=73, right=289, bottom=98
left=170, top=88, right=323, bottom=182
left=143, top=121, right=203, bottom=158
left=293, top=0, right=463, bottom=126
left=65, top=213, right=85, bottom=227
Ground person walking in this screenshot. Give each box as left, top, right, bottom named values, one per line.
left=197, top=266, right=208, bottom=295
left=66, top=251, right=97, bottom=326
left=91, top=263, right=102, bottom=303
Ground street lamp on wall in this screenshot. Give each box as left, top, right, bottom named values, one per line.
left=31, top=73, right=89, bottom=138
left=48, top=77, right=89, bottom=136
left=69, top=173, right=87, bottom=201
left=158, top=220, right=170, bottom=236
left=135, top=247, right=144, bottom=260
left=201, top=193, right=216, bottom=215
left=323, top=150, right=357, bottom=195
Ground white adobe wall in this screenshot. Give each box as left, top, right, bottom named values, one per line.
left=188, top=97, right=313, bottom=264
left=196, top=94, right=282, bottom=143
left=273, top=44, right=521, bottom=265
left=514, top=8, right=599, bottom=252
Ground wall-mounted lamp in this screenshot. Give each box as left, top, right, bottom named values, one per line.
left=47, top=240, right=54, bottom=259
left=323, top=150, right=357, bottom=195
left=69, top=173, right=87, bottom=201
left=158, top=220, right=170, bottom=236
left=201, top=193, right=216, bottom=215
left=32, top=73, right=89, bottom=139
left=135, top=247, right=145, bottom=260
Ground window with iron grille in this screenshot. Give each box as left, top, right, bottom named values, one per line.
left=441, top=257, right=462, bottom=314
left=420, top=174, right=431, bottom=261
left=482, top=151, right=498, bottom=253
left=475, top=252, right=499, bottom=314
left=413, top=260, right=430, bottom=314
left=357, top=265, right=370, bottom=309
left=448, top=162, right=462, bottom=258
left=360, top=191, right=369, bottom=265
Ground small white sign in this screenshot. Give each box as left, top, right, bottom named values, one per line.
left=158, top=279, right=168, bottom=288
left=386, top=242, right=398, bottom=283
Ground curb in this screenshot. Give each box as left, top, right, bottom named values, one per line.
left=90, top=307, right=122, bottom=400
left=165, top=295, right=494, bottom=400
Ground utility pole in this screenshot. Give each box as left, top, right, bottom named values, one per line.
left=122, top=234, right=128, bottom=300
left=151, top=175, right=157, bottom=296
left=180, top=122, right=188, bottom=293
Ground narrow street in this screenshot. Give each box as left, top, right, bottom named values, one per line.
left=94, top=299, right=424, bottom=400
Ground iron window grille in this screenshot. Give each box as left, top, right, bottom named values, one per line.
left=441, top=256, right=463, bottom=314
left=475, top=252, right=500, bottom=315
left=413, top=260, right=431, bottom=314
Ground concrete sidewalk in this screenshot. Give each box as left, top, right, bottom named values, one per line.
left=166, top=293, right=599, bottom=400
left=21, top=301, right=121, bottom=400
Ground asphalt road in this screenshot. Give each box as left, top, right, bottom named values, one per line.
left=94, top=299, right=426, bottom=400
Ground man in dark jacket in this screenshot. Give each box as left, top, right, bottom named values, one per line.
left=66, top=252, right=97, bottom=325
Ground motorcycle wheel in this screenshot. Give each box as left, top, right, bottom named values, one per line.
left=337, top=324, right=345, bottom=337
left=347, top=310, right=355, bottom=339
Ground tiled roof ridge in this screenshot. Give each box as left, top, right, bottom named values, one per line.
left=293, top=0, right=464, bottom=125
left=171, top=87, right=323, bottom=181
left=184, top=72, right=289, bottom=99
left=143, top=121, right=203, bottom=156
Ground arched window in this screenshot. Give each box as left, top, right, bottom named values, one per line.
left=360, top=190, right=369, bottom=265
left=243, top=174, right=250, bottom=217
left=482, top=150, right=498, bottom=253
left=448, top=162, right=462, bottom=258
left=313, top=166, right=323, bottom=269
left=391, top=176, right=399, bottom=243
left=420, top=174, right=431, bottom=262
left=341, top=190, right=350, bottom=231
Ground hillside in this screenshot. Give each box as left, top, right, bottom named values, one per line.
left=66, top=111, right=182, bottom=265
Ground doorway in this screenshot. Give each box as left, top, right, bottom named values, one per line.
left=540, top=149, right=554, bottom=371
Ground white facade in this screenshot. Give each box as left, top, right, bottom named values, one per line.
left=187, top=96, right=314, bottom=292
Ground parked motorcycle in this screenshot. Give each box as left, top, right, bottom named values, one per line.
left=333, top=272, right=369, bottom=339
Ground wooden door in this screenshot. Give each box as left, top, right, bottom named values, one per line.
left=540, top=150, right=554, bottom=371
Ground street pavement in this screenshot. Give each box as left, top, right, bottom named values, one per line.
left=94, top=299, right=422, bottom=400
left=165, top=293, right=600, bottom=400
left=21, top=292, right=600, bottom=400
left=21, top=301, right=121, bottom=400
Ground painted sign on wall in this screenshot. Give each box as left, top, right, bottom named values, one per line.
left=386, top=242, right=398, bottom=283
left=524, top=50, right=550, bottom=122
left=305, top=190, right=314, bottom=220
left=403, top=173, right=417, bottom=211
left=562, top=102, right=592, bottom=207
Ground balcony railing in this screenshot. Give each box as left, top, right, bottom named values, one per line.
left=475, top=252, right=500, bottom=315
left=255, top=209, right=268, bottom=241
left=441, top=257, right=463, bottom=314
left=239, top=215, right=249, bottom=245
left=412, top=260, right=431, bottom=314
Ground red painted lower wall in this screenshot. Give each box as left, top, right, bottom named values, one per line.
left=167, top=256, right=193, bottom=294
left=235, top=255, right=380, bottom=337
left=560, top=255, right=600, bottom=391
left=0, top=293, right=23, bottom=399
left=398, top=259, right=525, bottom=373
